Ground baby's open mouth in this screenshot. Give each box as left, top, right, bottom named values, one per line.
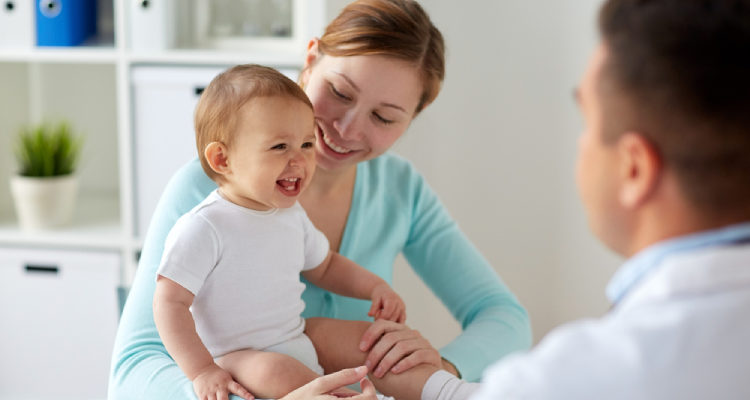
left=276, top=177, right=301, bottom=196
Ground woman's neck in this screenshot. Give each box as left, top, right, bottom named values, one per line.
left=304, top=164, right=357, bottom=199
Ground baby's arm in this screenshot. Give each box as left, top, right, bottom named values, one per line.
left=153, top=276, right=253, bottom=400
left=302, top=251, right=406, bottom=322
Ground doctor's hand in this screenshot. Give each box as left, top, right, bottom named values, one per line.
left=359, top=319, right=459, bottom=379
left=368, top=283, right=406, bottom=323
left=279, top=366, right=377, bottom=400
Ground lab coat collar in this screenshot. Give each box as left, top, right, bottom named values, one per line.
left=606, top=221, right=750, bottom=305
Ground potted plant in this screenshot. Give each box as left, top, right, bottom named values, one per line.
left=10, top=121, right=84, bottom=231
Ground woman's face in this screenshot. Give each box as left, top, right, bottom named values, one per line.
left=301, top=47, right=424, bottom=172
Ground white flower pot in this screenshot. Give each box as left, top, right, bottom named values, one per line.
left=9, top=174, right=79, bottom=231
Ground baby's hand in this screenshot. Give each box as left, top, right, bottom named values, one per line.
left=368, top=283, right=406, bottom=323
left=193, top=363, right=254, bottom=400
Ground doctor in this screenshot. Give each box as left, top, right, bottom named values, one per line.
left=285, top=0, right=750, bottom=398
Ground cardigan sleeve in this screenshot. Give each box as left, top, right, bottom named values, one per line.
left=402, top=166, right=532, bottom=382
left=108, top=159, right=230, bottom=400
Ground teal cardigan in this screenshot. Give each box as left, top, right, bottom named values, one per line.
left=109, top=152, right=531, bottom=399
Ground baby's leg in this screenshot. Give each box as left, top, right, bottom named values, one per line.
left=305, top=318, right=439, bottom=400
left=216, top=349, right=319, bottom=399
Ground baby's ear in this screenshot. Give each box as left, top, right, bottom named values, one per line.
left=204, top=142, right=230, bottom=176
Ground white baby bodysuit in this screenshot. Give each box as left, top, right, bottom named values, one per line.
left=157, top=190, right=330, bottom=358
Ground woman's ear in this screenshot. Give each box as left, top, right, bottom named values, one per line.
left=304, top=38, right=321, bottom=69
left=204, top=142, right=231, bottom=176
left=301, top=38, right=321, bottom=87
left=617, top=132, right=661, bottom=209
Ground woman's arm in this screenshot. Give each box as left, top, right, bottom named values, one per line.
left=109, top=159, right=218, bottom=400
left=401, top=170, right=532, bottom=382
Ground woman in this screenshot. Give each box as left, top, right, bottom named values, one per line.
left=109, top=1, right=531, bottom=398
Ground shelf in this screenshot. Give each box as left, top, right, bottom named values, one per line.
left=0, top=192, right=123, bottom=250
left=126, top=48, right=303, bottom=68
left=0, top=47, right=119, bottom=64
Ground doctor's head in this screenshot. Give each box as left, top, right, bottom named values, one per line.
left=575, top=0, right=750, bottom=255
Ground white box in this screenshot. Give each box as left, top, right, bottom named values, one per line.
left=0, top=247, right=120, bottom=400
left=0, top=0, right=35, bottom=49
left=131, top=65, right=298, bottom=238
left=129, top=0, right=175, bottom=50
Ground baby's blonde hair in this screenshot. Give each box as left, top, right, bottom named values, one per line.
left=194, top=64, right=313, bottom=182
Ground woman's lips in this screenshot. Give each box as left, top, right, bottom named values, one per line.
left=321, top=130, right=353, bottom=154
left=317, top=125, right=359, bottom=159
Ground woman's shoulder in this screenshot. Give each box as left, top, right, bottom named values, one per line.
left=160, top=159, right=217, bottom=212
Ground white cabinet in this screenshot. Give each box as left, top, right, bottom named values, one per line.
left=0, top=247, right=119, bottom=400
left=0, top=0, right=325, bottom=284
left=131, top=65, right=225, bottom=237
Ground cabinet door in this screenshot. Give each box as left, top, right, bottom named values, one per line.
left=131, top=66, right=299, bottom=238
left=0, top=248, right=119, bottom=400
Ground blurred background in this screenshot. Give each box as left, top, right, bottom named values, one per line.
left=382, top=0, right=619, bottom=345
left=0, top=0, right=618, bottom=398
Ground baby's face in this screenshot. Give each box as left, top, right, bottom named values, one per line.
left=220, top=95, right=316, bottom=210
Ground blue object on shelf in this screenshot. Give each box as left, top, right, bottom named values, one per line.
left=36, top=0, right=97, bottom=47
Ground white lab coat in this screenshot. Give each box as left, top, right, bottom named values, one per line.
left=471, top=242, right=750, bottom=400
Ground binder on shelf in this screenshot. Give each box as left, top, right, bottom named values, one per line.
left=36, top=0, right=97, bottom=47
left=0, top=0, right=35, bottom=49
left=130, top=0, right=175, bottom=51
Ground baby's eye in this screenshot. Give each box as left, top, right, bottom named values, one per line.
left=271, top=143, right=287, bottom=150
left=302, top=141, right=314, bottom=149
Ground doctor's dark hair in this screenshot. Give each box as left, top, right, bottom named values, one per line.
left=310, top=0, right=445, bottom=114
left=598, top=0, right=750, bottom=217
left=194, top=64, right=312, bottom=182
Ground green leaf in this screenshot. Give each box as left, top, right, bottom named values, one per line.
left=13, top=121, right=83, bottom=177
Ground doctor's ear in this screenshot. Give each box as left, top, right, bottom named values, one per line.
left=617, top=132, right=662, bottom=209
left=204, top=142, right=231, bottom=176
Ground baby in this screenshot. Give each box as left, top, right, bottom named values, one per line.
left=153, top=64, right=405, bottom=400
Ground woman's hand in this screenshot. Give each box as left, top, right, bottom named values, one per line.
left=280, top=366, right=376, bottom=400
left=358, top=319, right=458, bottom=379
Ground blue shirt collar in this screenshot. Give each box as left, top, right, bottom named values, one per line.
left=606, top=221, right=750, bottom=304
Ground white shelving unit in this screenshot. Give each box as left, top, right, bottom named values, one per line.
left=0, top=1, right=324, bottom=398
left=0, top=0, right=325, bottom=286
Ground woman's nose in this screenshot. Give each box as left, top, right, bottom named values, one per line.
left=333, top=111, right=364, bottom=141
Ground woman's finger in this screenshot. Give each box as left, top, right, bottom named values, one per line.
left=390, top=348, right=437, bottom=374
left=365, top=329, right=414, bottom=372
left=371, top=338, right=424, bottom=378
left=358, top=319, right=404, bottom=351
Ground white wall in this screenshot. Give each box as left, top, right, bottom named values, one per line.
left=325, top=0, right=621, bottom=346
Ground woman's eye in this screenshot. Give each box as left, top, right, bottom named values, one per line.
left=373, top=112, right=394, bottom=125
left=271, top=143, right=287, bottom=150
left=302, top=142, right=314, bottom=149
left=330, top=84, right=351, bottom=101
